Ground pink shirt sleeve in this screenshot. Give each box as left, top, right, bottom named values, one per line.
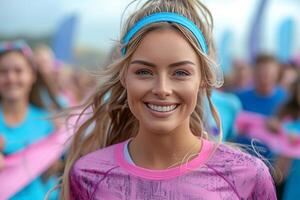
left=250, top=159, right=277, bottom=199
left=70, top=163, right=90, bottom=200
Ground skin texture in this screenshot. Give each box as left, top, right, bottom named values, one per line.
left=123, top=28, right=203, bottom=169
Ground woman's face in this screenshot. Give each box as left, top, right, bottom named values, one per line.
left=124, top=28, right=202, bottom=135
left=0, top=52, right=36, bottom=102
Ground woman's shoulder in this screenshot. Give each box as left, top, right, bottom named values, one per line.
left=72, top=142, right=123, bottom=174
left=209, top=142, right=270, bottom=172
left=69, top=142, right=124, bottom=197
left=206, top=142, right=276, bottom=198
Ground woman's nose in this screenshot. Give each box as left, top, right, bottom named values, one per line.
left=152, top=75, right=172, bottom=99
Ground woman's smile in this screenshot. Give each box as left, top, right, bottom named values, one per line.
left=144, top=101, right=180, bottom=118
left=146, top=103, right=178, bottom=112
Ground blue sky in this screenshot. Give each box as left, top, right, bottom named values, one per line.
left=0, top=0, right=129, bottom=47
left=0, top=0, right=299, bottom=58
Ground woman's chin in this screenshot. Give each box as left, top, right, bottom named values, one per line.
left=142, top=122, right=178, bottom=135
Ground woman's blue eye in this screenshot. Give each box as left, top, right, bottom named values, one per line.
left=135, top=69, right=152, bottom=76
left=174, top=70, right=190, bottom=76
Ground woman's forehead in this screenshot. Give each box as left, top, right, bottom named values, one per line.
left=0, top=51, right=29, bottom=68
left=131, top=29, right=199, bottom=64
left=0, top=51, right=26, bottom=60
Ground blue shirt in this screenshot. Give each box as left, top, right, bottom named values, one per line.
left=236, top=87, right=287, bottom=116
left=0, top=105, right=54, bottom=155
left=283, top=120, right=300, bottom=136
left=206, top=90, right=242, bottom=141
left=0, top=105, right=57, bottom=200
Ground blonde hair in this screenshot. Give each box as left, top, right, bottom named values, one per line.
left=60, top=0, right=223, bottom=199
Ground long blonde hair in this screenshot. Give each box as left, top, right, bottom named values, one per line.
left=60, top=0, right=223, bottom=199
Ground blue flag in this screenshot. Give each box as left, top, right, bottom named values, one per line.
left=52, top=14, right=78, bottom=63
left=277, top=18, right=295, bottom=63
left=248, top=0, right=268, bottom=63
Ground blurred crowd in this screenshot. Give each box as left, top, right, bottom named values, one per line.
left=0, top=39, right=300, bottom=200
left=212, top=53, right=300, bottom=200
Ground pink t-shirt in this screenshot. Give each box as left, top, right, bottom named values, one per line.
left=70, top=139, right=277, bottom=200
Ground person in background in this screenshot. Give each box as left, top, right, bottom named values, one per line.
left=236, top=54, right=287, bottom=116
left=227, top=59, right=253, bottom=92
left=266, top=73, right=300, bottom=200
left=0, top=40, right=61, bottom=199
left=234, top=54, right=287, bottom=161
left=278, top=61, right=299, bottom=94
left=34, top=44, right=70, bottom=108
left=54, top=66, right=97, bottom=105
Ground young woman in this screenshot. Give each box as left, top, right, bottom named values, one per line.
left=61, top=0, right=277, bottom=199
left=0, top=41, right=61, bottom=199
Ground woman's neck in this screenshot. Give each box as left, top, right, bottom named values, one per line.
left=129, top=125, right=202, bottom=170
left=2, top=99, right=29, bottom=126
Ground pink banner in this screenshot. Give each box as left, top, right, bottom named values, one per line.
left=0, top=119, right=77, bottom=199
left=236, top=111, right=300, bottom=158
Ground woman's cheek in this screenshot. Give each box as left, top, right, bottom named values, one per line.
left=174, top=80, right=199, bottom=101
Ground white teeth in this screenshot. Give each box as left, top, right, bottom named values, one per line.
left=147, top=104, right=177, bottom=112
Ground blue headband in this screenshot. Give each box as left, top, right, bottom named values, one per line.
left=0, top=40, right=32, bottom=57
left=122, top=12, right=208, bottom=56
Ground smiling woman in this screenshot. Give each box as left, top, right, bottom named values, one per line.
left=60, top=0, right=277, bottom=199
left=0, top=41, right=61, bottom=199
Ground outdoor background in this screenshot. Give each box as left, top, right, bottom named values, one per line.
left=1, top=0, right=299, bottom=71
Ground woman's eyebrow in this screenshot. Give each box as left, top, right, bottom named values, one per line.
left=130, top=60, right=156, bottom=67
left=130, top=60, right=195, bottom=67
left=169, top=61, right=195, bottom=67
